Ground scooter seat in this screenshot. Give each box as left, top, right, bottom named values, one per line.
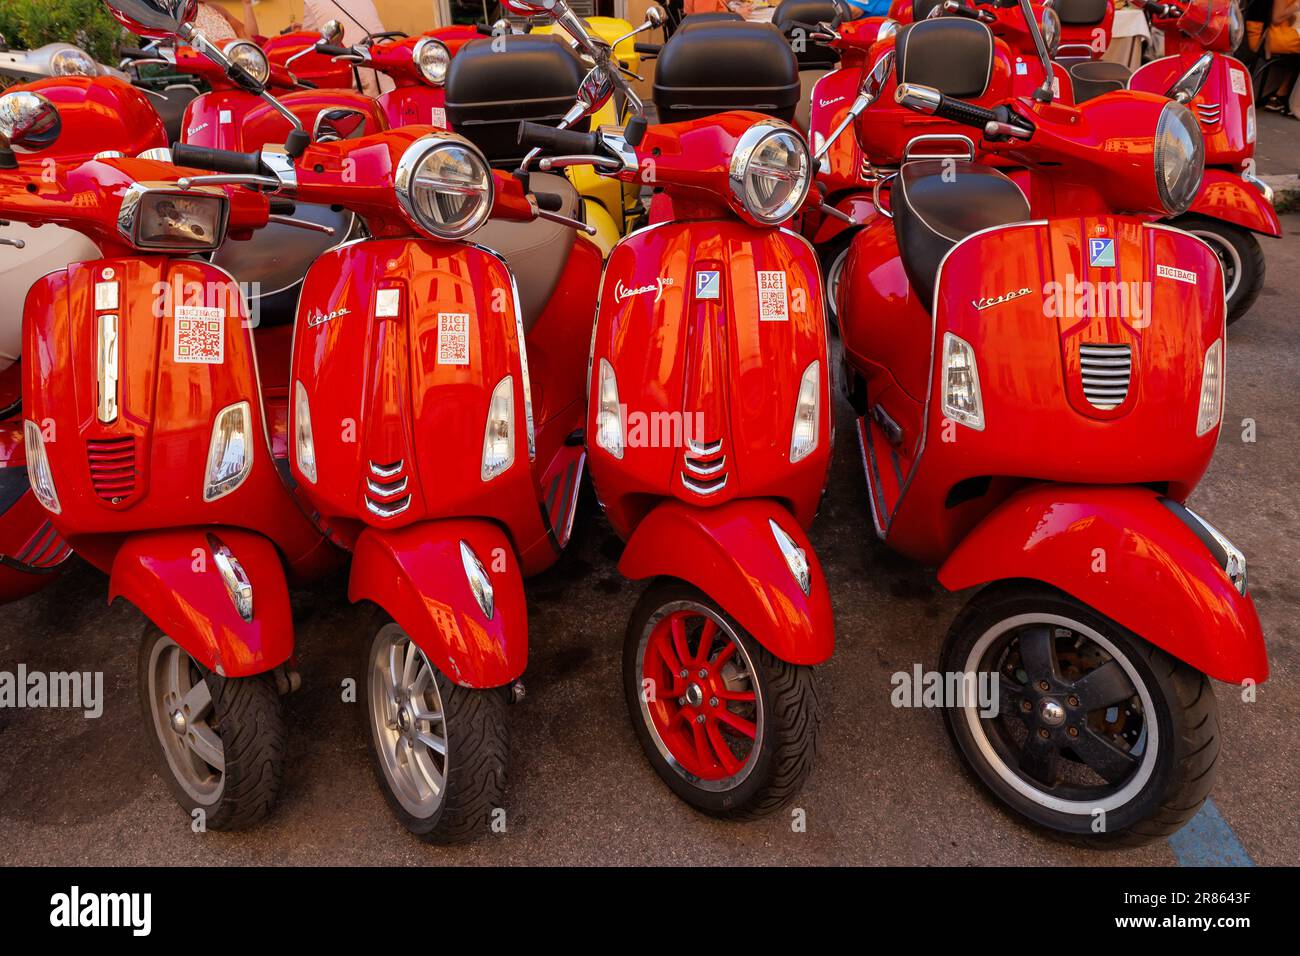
left=895, top=18, right=995, bottom=99
left=891, top=160, right=1030, bottom=310
left=472, top=172, right=579, bottom=333
left=1057, top=0, right=1109, bottom=25
left=1068, top=60, right=1131, bottom=103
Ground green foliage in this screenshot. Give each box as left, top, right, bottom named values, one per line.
left=0, top=0, right=128, bottom=65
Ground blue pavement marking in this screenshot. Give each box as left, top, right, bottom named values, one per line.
left=1168, top=800, right=1254, bottom=867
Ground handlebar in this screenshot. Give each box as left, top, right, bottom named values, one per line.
left=517, top=121, right=601, bottom=156
left=315, top=42, right=358, bottom=58
left=172, top=143, right=268, bottom=177
left=534, top=190, right=566, bottom=212
left=634, top=42, right=661, bottom=55
left=942, top=2, right=996, bottom=22
left=894, top=83, right=1034, bottom=140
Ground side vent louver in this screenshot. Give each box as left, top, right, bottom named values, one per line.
left=1079, top=343, right=1132, bottom=411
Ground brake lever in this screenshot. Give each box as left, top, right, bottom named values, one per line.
left=177, top=173, right=283, bottom=191
left=535, top=208, right=598, bottom=236
left=268, top=214, right=336, bottom=235
left=818, top=203, right=856, bottom=225
left=538, top=154, right=622, bottom=172
left=983, top=120, right=1033, bottom=142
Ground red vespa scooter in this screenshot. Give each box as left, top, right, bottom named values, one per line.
left=169, top=85, right=603, bottom=842
left=0, top=77, right=168, bottom=604
left=516, top=0, right=834, bottom=818
left=836, top=1, right=1267, bottom=843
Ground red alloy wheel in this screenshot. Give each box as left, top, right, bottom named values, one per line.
left=639, top=604, right=763, bottom=786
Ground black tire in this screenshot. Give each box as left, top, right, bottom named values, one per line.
left=623, top=579, right=820, bottom=819
left=940, top=582, right=1219, bottom=848
left=818, top=227, right=859, bottom=330
left=361, top=614, right=509, bottom=843
left=1173, top=215, right=1265, bottom=325
left=138, top=626, right=286, bottom=831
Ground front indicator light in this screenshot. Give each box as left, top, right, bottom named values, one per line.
left=1185, top=507, right=1248, bottom=595
left=207, top=533, right=253, bottom=622
left=23, top=420, right=60, bottom=514
left=770, top=519, right=811, bottom=595
left=460, top=540, right=495, bottom=619
left=595, top=358, right=624, bottom=459
left=1196, top=338, right=1223, bottom=437
left=942, top=332, right=984, bottom=430
left=204, top=401, right=253, bottom=501
left=790, top=360, right=820, bottom=463
left=481, top=375, right=515, bottom=481
left=293, top=380, right=317, bottom=484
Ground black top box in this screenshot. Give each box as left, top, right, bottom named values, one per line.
left=652, top=20, right=801, bottom=124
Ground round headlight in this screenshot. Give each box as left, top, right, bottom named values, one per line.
left=1041, top=8, right=1061, bottom=58
left=50, top=46, right=98, bottom=77
left=225, top=40, right=270, bottom=86
left=728, top=122, right=811, bottom=227
left=413, top=37, right=450, bottom=86
left=1154, top=102, right=1204, bottom=215
left=394, top=133, right=494, bottom=239
left=1227, top=1, right=1245, bottom=51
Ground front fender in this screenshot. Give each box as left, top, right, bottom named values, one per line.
left=618, top=499, right=834, bottom=665
left=937, top=485, right=1268, bottom=684
left=108, top=528, right=292, bottom=678
left=1186, top=170, right=1282, bottom=237
left=348, top=520, right=526, bottom=688
left=811, top=191, right=876, bottom=247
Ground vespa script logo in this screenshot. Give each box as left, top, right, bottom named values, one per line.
left=972, top=287, right=1032, bottom=312
left=818, top=95, right=846, bottom=108
left=614, top=277, right=674, bottom=304
left=307, top=306, right=351, bottom=327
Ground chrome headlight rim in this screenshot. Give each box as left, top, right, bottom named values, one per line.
left=1154, top=101, right=1205, bottom=216
left=393, top=132, right=495, bottom=241
left=727, top=119, right=812, bottom=228
left=117, top=181, right=231, bottom=252
left=224, top=39, right=270, bottom=86
left=411, top=36, right=450, bottom=87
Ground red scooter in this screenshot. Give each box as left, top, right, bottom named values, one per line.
left=516, top=0, right=834, bottom=818
left=1110, top=0, right=1275, bottom=322
left=834, top=2, right=1267, bottom=843
left=0, top=76, right=168, bottom=605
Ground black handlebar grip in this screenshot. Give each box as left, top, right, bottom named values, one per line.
left=516, top=121, right=600, bottom=155
left=534, top=191, right=565, bottom=212
left=476, top=22, right=495, bottom=35
left=172, top=143, right=266, bottom=176
left=119, top=46, right=152, bottom=60
left=933, top=95, right=1000, bottom=131
left=634, top=42, right=662, bottom=54
left=315, top=43, right=355, bottom=57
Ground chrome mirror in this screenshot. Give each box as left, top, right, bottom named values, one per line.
left=313, top=107, right=368, bottom=142
left=0, top=91, right=62, bottom=151
left=100, top=0, right=198, bottom=40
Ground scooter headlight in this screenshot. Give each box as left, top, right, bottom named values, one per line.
left=412, top=37, right=450, bottom=86
left=394, top=133, right=494, bottom=240
left=1195, top=338, right=1223, bottom=437
left=50, top=46, right=98, bottom=77
left=595, top=358, right=625, bottom=459
left=293, top=380, right=317, bottom=484
left=728, top=121, right=811, bottom=227
left=23, top=420, right=60, bottom=514
left=769, top=519, right=811, bottom=595
left=204, top=401, right=254, bottom=501
left=877, top=19, right=900, bottom=41
left=119, top=184, right=229, bottom=253
left=224, top=40, right=270, bottom=86
left=941, top=332, right=984, bottom=430
left=1227, top=1, right=1245, bottom=51
left=790, top=360, right=821, bottom=463
left=482, top=375, right=515, bottom=481
left=1041, top=7, right=1061, bottom=58
left=1154, top=102, right=1205, bottom=216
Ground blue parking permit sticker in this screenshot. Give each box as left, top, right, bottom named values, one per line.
left=695, top=270, right=721, bottom=300
left=1088, top=237, right=1115, bottom=267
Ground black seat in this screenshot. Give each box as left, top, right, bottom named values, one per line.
left=653, top=20, right=800, bottom=123
left=1068, top=60, right=1131, bottom=102
left=911, top=0, right=946, bottom=19
left=774, top=0, right=841, bottom=69
left=895, top=18, right=995, bottom=99
left=1057, top=0, right=1109, bottom=25
left=891, top=160, right=1030, bottom=309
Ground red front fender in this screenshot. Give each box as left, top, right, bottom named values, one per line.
left=618, top=499, right=834, bottom=665
left=348, top=520, right=526, bottom=689
left=108, top=528, right=293, bottom=678
left=1185, top=169, right=1282, bottom=237
left=810, top=191, right=876, bottom=247
left=937, top=485, right=1268, bottom=684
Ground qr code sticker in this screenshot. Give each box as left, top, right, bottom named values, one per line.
left=757, top=271, right=789, bottom=322
left=1230, top=68, right=1247, bottom=96
left=431, top=107, right=447, bottom=128
left=437, top=313, right=470, bottom=366
left=174, top=306, right=225, bottom=364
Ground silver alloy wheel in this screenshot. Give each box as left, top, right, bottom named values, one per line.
left=961, top=612, right=1159, bottom=815
left=824, top=244, right=850, bottom=322
left=635, top=599, right=765, bottom=793
left=146, top=636, right=225, bottom=805
left=1188, top=227, right=1242, bottom=303
left=368, top=623, right=449, bottom=819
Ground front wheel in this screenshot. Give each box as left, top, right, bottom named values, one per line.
left=818, top=228, right=859, bottom=329
left=623, top=580, right=821, bottom=819
left=1174, top=215, right=1265, bottom=325
left=363, top=618, right=508, bottom=843
left=138, top=627, right=286, bottom=830
left=940, top=583, right=1219, bottom=847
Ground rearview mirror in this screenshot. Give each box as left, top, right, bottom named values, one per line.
left=101, top=0, right=198, bottom=40
left=1166, top=51, right=1214, bottom=104
left=313, top=107, right=368, bottom=142
left=320, top=19, right=345, bottom=45
left=0, top=91, right=62, bottom=151
left=861, top=49, right=896, bottom=102
left=577, top=66, right=615, bottom=112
